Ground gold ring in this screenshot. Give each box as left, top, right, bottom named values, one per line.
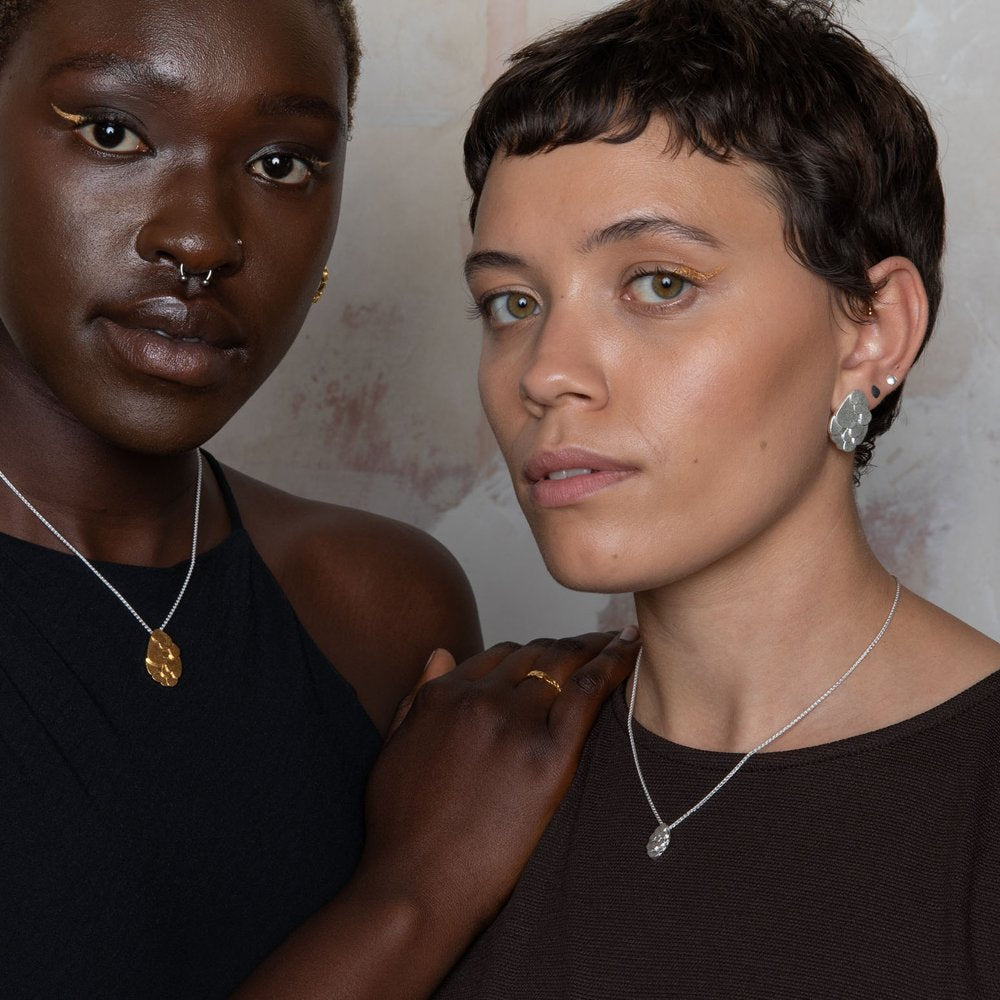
left=524, top=669, right=562, bottom=694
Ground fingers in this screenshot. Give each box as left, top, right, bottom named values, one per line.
left=400, top=627, right=640, bottom=741
left=387, top=648, right=457, bottom=738
left=547, top=625, right=641, bottom=742
left=504, top=632, right=622, bottom=690
left=448, top=631, right=631, bottom=685
left=423, top=647, right=458, bottom=683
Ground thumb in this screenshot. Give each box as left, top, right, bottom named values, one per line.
left=386, top=647, right=457, bottom=738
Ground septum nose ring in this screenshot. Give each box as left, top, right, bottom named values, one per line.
left=177, top=263, right=213, bottom=287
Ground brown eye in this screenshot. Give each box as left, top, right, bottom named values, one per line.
left=628, top=271, right=690, bottom=303
left=250, top=154, right=312, bottom=185
left=485, top=292, right=540, bottom=326
left=77, top=120, right=147, bottom=154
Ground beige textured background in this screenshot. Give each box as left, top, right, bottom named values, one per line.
left=211, top=0, right=1000, bottom=644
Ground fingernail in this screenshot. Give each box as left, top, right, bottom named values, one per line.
left=423, top=649, right=440, bottom=671
left=618, top=625, right=639, bottom=641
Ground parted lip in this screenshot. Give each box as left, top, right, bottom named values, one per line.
left=98, top=296, right=243, bottom=349
left=523, top=448, right=638, bottom=483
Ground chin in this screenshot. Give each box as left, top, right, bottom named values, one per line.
left=537, top=546, right=649, bottom=595
left=78, top=400, right=236, bottom=458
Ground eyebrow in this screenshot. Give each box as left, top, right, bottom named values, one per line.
left=255, top=93, right=344, bottom=131
left=464, top=250, right=529, bottom=283
left=43, top=53, right=187, bottom=93
left=43, top=53, right=344, bottom=132
left=580, top=213, right=726, bottom=253
left=465, top=212, right=726, bottom=283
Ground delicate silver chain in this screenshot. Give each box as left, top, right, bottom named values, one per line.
left=627, top=578, right=901, bottom=838
left=0, top=453, right=204, bottom=635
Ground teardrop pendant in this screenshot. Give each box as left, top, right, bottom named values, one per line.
left=647, top=822, right=671, bottom=858
left=146, top=628, right=182, bottom=687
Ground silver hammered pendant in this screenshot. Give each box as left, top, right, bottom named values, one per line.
left=646, top=822, right=671, bottom=858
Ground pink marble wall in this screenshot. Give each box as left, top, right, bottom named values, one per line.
left=211, top=1, right=1000, bottom=644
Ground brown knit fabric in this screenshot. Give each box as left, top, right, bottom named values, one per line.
left=437, top=671, right=1000, bottom=999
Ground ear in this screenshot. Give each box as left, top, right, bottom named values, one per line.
left=832, top=256, right=929, bottom=411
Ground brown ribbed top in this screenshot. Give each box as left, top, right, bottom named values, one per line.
left=436, top=669, right=1000, bottom=999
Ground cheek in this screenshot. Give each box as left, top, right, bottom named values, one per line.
left=477, top=348, right=516, bottom=445
left=658, top=305, right=836, bottom=462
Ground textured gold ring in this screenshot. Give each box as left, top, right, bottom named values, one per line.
left=524, top=669, right=562, bottom=694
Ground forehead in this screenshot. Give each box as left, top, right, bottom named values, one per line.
left=473, top=119, right=784, bottom=258
left=2, top=0, right=346, bottom=115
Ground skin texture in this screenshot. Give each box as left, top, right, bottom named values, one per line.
left=0, top=0, right=345, bottom=456
left=0, top=1, right=642, bottom=995
left=470, top=119, right=999, bottom=757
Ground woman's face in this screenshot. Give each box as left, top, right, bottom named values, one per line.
left=469, top=120, right=851, bottom=594
left=0, top=0, right=348, bottom=454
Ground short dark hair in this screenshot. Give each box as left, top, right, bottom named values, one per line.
left=0, top=0, right=362, bottom=123
left=464, top=0, right=945, bottom=472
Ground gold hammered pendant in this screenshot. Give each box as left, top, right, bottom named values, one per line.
left=146, top=628, right=182, bottom=687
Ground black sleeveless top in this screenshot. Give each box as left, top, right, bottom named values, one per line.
left=0, top=455, right=382, bottom=998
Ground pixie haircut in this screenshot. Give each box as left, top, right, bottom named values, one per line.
left=0, top=0, right=362, bottom=123
left=464, top=0, right=945, bottom=472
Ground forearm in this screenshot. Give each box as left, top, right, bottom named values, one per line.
left=232, top=869, right=473, bottom=1000
left=234, top=628, right=640, bottom=999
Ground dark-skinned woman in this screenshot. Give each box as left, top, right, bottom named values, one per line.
left=0, top=1, right=640, bottom=997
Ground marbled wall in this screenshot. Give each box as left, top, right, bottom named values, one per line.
left=210, top=0, right=1000, bottom=644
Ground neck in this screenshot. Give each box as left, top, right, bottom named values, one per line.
left=0, top=345, right=222, bottom=566
left=631, top=495, right=900, bottom=752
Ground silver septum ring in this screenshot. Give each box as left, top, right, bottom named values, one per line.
left=177, top=264, right=213, bottom=286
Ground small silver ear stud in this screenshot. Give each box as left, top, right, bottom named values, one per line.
left=886, top=375, right=898, bottom=387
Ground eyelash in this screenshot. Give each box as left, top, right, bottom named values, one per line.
left=248, top=150, right=329, bottom=187
left=60, top=108, right=151, bottom=155
left=471, top=263, right=714, bottom=329
left=54, top=106, right=326, bottom=187
left=623, top=264, right=714, bottom=301
left=467, top=289, right=520, bottom=321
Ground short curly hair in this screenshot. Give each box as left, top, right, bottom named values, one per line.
left=0, top=0, right=362, bottom=121
left=465, top=0, right=945, bottom=474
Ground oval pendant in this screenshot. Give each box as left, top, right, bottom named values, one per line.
left=647, top=822, right=671, bottom=859
left=146, top=628, right=182, bottom=687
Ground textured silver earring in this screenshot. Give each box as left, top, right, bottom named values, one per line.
left=829, top=390, right=872, bottom=452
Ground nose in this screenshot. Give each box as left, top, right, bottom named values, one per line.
left=135, top=163, right=245, bottom=282
left=517, top=305, right=610, bottom=416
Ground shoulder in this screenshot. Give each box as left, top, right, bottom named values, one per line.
left=222, top=465, right=483, bottom=734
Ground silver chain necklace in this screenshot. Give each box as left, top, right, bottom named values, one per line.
left=0, top=452, right=203, bottom=687
left=627, top=578, right=901, bottom=858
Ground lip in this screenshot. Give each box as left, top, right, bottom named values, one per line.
left=524, top=448, right=638, bottom=508
left=97, top=297, right=246, bottom=388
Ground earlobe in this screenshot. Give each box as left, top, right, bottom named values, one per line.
left=832, top=255, right=929, bottom=411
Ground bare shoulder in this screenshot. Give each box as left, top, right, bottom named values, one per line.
left=223, top=465, right=483, bottom=734
left=893, top=589, right=1000, bottom=715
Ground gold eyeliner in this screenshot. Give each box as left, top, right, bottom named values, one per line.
left=51, top=104, right=87, bottom=125
left=668, top=264, right=725, bottom=283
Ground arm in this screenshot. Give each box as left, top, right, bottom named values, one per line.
left=233, top=629, right=641, bottom=999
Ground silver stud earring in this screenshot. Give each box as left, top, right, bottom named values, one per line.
left=886, top=374, right=898, bottom=387
left=829, top=389, right=872, bottom=453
